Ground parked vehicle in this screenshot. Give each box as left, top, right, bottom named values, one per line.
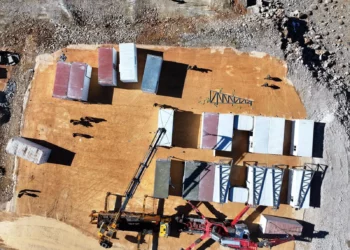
left=0, top=51, right=20, bottom=66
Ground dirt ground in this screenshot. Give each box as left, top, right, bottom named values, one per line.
left=6, top=45, right=309, bottom=250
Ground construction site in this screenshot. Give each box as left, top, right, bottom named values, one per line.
left=0, top=1, right=349, bottom=250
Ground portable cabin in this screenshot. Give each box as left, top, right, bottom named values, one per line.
left=119, top=43, right=138, bottom=83
left=6, top=137, right=51, bottom=165
left=98, top=47, right=117, bottom=86
left=53, top=61, right=71, bottom=99
left=290, top=119, right=314, bottom=157
left=141, top=54, right=163, bottom=94
left=67, top=62, right=92, bottom=102
left=287, top=168, right=314, bottom=209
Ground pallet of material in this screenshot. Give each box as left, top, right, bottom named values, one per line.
left=67, top=62, right=92, bottom=101
left=52, top=61, right=71, bottom=99
left=6, top=137, right=51, bottom=165
left=98, top=47, right=117, bottom=86
left=259, top=214, right=303, bottom=236
left=153, top=159, right=171, bottom=199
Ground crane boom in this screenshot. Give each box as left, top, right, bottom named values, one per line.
left=99, top=128, right=166, bottom=247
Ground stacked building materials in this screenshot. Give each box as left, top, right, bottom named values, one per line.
left=119, top=43, right=138, bottom=83
left=141, top=55, right=163, bottom=94
left=290, top=119, right=314, bottom=157
left=246, top=165, right=284, bottom=208
left=228, top=187, right=249, bottom=203
left=259, top=214, right=303, bottom=236
left=52, top=61, right=71, bottom=99
left=288, top=168, right=314, bottom=209
left=98, top=47, right=117, bottom=86
left=200, top=112, right=234, bottom=151
left=248, top=116, right=285, bottom=155
left=67, top=62, right=92, bottom=102
left=153, top=159, right=171, bottom=199
left=6, top=137, right=51, bottom=165
left=158, top=109, right=174, bottom=147
left=234, top=115, right=254, bottom=131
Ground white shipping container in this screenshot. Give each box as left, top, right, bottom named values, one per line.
left=287, top=169, right=312, bottom=209
left=6, top=137, right=51, bottom=165
left=290, top=119, right=314, bottom=157
left=213, top=164, right=231, bottom=203
left=119, top=43, right=138, bottom=83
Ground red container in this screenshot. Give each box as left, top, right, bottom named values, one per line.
left=259, top=214, right=303, bottom=236
left=198, top=164, right=215, bottom=201
left=52, top=62, right=71, bottom=99
left=67, top=62, right=91, bottom=101
left=98, top=47, right=117, bottom=86
left=200, top=113, right=219, bottom=149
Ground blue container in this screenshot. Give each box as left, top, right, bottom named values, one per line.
left=141, top=54, right=163, bottom=94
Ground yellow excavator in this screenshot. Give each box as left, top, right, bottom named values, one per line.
left=90, top=128, right=168, bottom=248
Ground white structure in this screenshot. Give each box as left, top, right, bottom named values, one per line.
left=290, top=119, right=314, bottom=157
left=246, top=165, right=284, bottom=208
left=158, top=109, right=174, bottom=147
left=216, top=114, right=234, bottom=151
left=6, top=137, right=51, bottom=165
left=288, top=168, right=314, bottom=209
left=228, top=187, right=249, bottom=203
left=119, top=43, right=138, bottom=83
left=234, top=115, right=254, bottom=131
left=213, top=164, right=231, bottom=203
left=249, top=116, right=285, bottom=155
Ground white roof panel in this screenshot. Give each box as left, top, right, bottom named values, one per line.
left=119, top=43, right=138, bottom=82
left=268, top=117, right=285, bottom=155
left=229, top=187, right=248, bottom=203
left=250, top=116, right=270, bottom=154
left=291, top=120, right=314, bottom=157
left=213, top=164, right=231, bottom=203
left=234, top=115, right=254, bottom=131
left=158, top=109, right=174, bottom=147
left=216, top=114, right=234, bottom=151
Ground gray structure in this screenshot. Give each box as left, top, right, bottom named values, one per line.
left=6, top=137, right=51, bottom=165
left=153, top=159, right=171, bottom=199
left=183, top=161, right=205, bottom=200
left=141, top=55, right=163, bottom=94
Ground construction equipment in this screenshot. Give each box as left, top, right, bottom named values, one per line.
left=91, top=128, right=166, bottom=248
left=177, top=201, right=294, bottom=250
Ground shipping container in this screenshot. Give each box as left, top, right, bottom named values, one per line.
left=198, top=163, right=215, bottom=202
left=216, top=114, right=234, bottom=151
left=158, top=109, right=174, bottom=147
left=52, top=61, right=71, bottom=99
left=67, top=62, right=92, bottom=101
left=249, top=116, right=285, bottom=155
left=287, top=169, right=313, bottom=209
left=228, top=187, right=248, bottom=203
left=119, top=43, right=138, bottom=83
left=153, top=159, right=171, bottom=199
left=246, top=166, right=284, bottom=207
left=234, top=115, right=254, bottom=131
left=98, top=47, right=117, bottom=86
left=213, top=164, right=231, bottom=203
left=290, top=119, right=314, bottom=157
left=6, top=137, right=51, bottom=165
left=141, top=54, right=163, bottom=94
left=259, top=214, right=303, bottom=236
left=183, top=161, right=205, bottom=201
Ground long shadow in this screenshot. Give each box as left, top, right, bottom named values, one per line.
left=197, top=239, right=215, bottom=250
left=172, top=111, right=201, bottom=148
left=0, top=68, right=7, bottom=79
left=279, top=166, right=290, bottom=205
left=215, top=130, right=249, bottom=164
left=312, top=122, right=326, bottom=158
left=182, top=162, right=206, bottom=199
left=157, top=61, right=188, bottom=98
left=118, top=49, right=164, bottom=90
left=211, top=135, right=231, bottom=151
left=24, top=138, right=75, bottom=166
left=203, top=202, right=227, bottom=221
left=310, top=164, right=328, bottom=208
left=245, top=206, right=267, bottom=240
left=229, top=165, right=247, bottom=187
left=169, top=160, right=185, bottom=197
left=88, top=67, right=114, bottom=104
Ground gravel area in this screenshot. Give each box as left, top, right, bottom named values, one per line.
left=0, top=0, right=349, bottom=249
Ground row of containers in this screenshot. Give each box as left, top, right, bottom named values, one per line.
left=158, top=109, right=316, bottom=157
left=53, top=43, right=163, bottom=101
left=154, top=158, right=317, bottom=211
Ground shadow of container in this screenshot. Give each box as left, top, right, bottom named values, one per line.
left=24, top=138, right=75, bottom=166
left=87, top=67, right=114, bottom=105
left=157, top=61, right=188, bottom=98
left=172, top=111, right=201, bottom=149
left=312, top=122, right=326, bottom=158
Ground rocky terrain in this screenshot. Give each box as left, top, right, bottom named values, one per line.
left=0, top=0, right=349, bottom=249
